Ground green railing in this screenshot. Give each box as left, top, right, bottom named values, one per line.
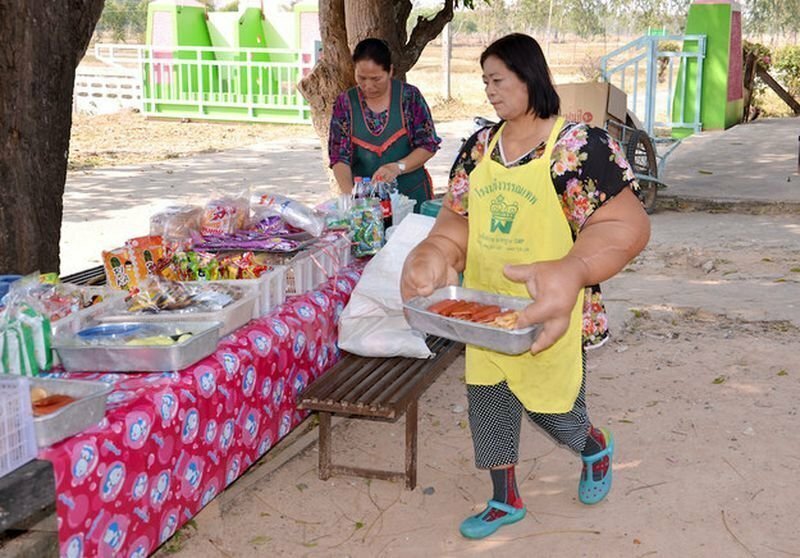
left=94, top=43, right=313, bottom=124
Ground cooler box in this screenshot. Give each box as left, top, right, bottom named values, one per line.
left=420, top=198, right=443, bottom=218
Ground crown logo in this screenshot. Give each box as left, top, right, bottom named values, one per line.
left=489, top=195, right=519, bottom=234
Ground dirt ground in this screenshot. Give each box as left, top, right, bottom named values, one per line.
left=147, top=210, right=800, bottom=558
left=62, top=40, right=799, bottom=556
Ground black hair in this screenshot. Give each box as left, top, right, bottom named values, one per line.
left=480, top=33, right=560, bottom=118
left=352, top=38, right=392, bottom=72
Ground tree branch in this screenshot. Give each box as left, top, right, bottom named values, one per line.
left=397, top=0, right=455, bottom=76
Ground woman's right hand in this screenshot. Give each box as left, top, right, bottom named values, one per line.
left=400, top=244, right=459, bottom=302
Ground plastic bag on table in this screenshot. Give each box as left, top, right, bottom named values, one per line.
left=251, top=192, right=325, bottom=237
left=337, top=213, right=436, bottom=359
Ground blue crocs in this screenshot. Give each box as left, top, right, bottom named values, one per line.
left=459, top=500, right=527, bottom=539
left=579, top=428, right=614, bottom=505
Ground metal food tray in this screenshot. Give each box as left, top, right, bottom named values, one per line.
left=403, top=286, right=541, bottom=355
left=53, top=321, right=222, bottom=373
left=29, top=377, right=113, bottom=447
left=99, top=291, right=256, bottom=336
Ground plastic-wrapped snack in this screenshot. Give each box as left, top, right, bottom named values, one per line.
left=350, top=198, right=384, bottom=258
left=201, top=199, right=238, bottom=235
left=103, top=247, right=139, bottom=292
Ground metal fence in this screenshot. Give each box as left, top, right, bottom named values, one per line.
left=600, top=34, right=707, bottom=136
left=85, top=43, right=314, bottom=124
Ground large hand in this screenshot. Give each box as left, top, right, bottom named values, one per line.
left=503, top=256, right=587, bottom=354
left=400, top=245, right=459, bottom=302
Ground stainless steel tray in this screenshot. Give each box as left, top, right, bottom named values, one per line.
left=99, top=292, right=256, bottom=336
left=403, top=286, right=540, bottom=355
left=29, top=377, right=113, bottom=447
left=53, top=321, right=222, bottom=372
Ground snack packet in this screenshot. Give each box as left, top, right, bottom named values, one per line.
left=103, top=247, right=139, bottom=292
left=127, top=235, right=164, bottom=279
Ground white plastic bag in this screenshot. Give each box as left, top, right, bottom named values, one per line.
left=338, top=214, right=436, bottom=358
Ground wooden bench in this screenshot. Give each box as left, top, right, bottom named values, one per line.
left=297, top=336, right=464, bottom=490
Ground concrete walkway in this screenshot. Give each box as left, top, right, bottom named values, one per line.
left=659, top=116, right=800, bottom=203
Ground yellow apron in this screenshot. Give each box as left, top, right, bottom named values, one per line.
left=463, top=117, right=584, bottom=413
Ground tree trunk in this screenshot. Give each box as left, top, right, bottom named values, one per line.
left=0, top=0, right=105, bottom=275
left=298, top=0, right=454, bottom=195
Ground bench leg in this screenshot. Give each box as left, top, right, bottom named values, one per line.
left=404, top=400, right=418, bottom=490
left=318, top=411, right=332, bottom=481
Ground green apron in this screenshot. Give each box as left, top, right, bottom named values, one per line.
left=348, top=80, right=433, bottom=212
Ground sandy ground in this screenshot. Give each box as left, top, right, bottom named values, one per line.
left=150, top=210, right=800, bottom=558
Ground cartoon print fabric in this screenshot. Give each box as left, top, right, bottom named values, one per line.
left=40, top=266, right=362, bottom=558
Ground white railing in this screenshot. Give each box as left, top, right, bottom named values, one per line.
left=73, top=68, right=141, bottom=114
left=87, top=43, right=314, bottom=124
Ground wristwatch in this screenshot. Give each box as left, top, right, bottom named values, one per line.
left=396, top=161, right=407, bottom=172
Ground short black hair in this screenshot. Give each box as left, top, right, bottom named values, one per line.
left=352, top=38, right=392, bottom=72
left=480, top=33, right=560, bottom=118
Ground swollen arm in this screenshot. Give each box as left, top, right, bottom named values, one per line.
left=418, top=205, right=468, bottom=271
left=332, top=162, right=354, bottom=195
left=399, top=147, right=436, bottom=174
left=567, top=188, right=651, bottom=286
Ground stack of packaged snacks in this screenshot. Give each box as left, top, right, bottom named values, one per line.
left=102, top=235, right=164, bottom=292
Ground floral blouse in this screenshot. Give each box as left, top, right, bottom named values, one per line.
left=444, top=121, right=639, bottom=348
left=328, top=82, right=441, bottom=167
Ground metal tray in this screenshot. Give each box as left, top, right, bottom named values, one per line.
left=29, top=377, right=113, bottom=447
left=53, top=321, right=222, bottom=373
left=99, top=292, right=256, bottom=336
left=403, top=286, right=541, bottom=355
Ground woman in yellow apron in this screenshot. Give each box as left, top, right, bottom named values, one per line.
left=401, top=34, right=650, bottom=539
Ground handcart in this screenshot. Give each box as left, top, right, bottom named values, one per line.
left=606, top=115, right=682, bottom=214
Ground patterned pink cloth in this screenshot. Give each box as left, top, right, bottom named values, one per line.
left=39, top=266, right=363, bottom=558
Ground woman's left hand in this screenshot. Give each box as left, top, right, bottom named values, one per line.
left=372, top=162, right=402, bottom=183
left=503, top=256, right=587, bottom=355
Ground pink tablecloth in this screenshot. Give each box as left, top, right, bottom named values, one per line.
left=39, top=266, right=363, bottom=558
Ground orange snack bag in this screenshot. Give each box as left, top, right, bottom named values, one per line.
left=127, top=235, right=164, bottom=279
left=102, top=247, right=139, bottom=292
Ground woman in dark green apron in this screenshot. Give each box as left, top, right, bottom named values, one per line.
left=328, top=38, right=441, bottom=211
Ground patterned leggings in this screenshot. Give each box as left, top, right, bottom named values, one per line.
left=466, top=353, right=590, bottom=469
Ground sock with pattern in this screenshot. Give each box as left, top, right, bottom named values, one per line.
left=581, top=425, right=609, bottom=482
left=483, top=466, right=523, bottom=521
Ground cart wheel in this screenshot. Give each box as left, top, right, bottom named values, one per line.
left=625, top=129, right=658, bottom=214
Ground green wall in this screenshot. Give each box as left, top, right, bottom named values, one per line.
left=672, top=1, right=742, bottom=137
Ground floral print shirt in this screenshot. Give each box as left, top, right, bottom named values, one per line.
left=328, top=82, right=441, bottom=167
left=444, top=121, right=639, bottom=348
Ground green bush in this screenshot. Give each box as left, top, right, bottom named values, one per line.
left=773, top=45, right=800, bottom=99
left=743, top=40, right=772, bottom=68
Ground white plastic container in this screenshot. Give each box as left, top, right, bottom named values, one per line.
left=391, top=196, right=417, bottom=227
left=259, top=266, right=287, bottom=313
left=0, top=376, right=37, bottom=478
